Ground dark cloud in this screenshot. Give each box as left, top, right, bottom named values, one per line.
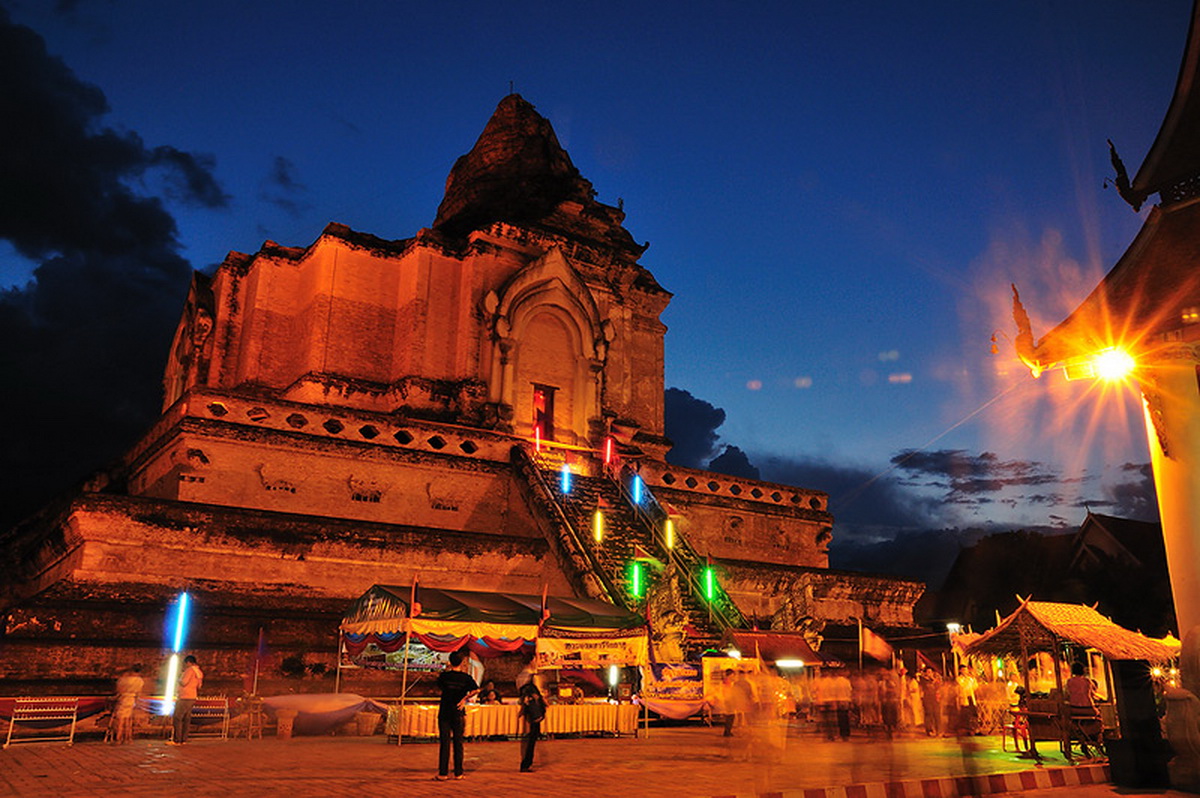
left=890, top=448, right=1083, bottom=506
left=707, top=445, right=760, bottom=480
left=664, top=387, right=725, bottom=469
left=0, top=9, right=225, bottom=526
left=1104, top=462, right=1158, bottom=520
left=150, top=146, right=228, bottom=208
left=829, top=527, right=985, bottom=588
left=758, top=455, right=941, bottom=540
left=259, top=155, right=310, bottom=217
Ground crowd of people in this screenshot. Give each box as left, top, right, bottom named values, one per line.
left=710, top=662, right=1011, bottom=743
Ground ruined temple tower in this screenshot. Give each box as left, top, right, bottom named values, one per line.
left=1, top=96, right=921, bottom=692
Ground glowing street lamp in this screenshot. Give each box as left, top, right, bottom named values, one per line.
left=1061, top=347, right=1137, bottom=382
left=1094, top=347, right=1136, bottom=381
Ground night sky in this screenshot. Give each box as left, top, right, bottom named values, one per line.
left=1, top=1, right=1189, bottom=584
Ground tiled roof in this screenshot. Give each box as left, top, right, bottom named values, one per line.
left=963, top=599, right=1177, bottom=662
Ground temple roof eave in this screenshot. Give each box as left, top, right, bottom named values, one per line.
left=1028, top=200, right=1200, bottom=369
left=1131, top=3, right=1200, bottom=203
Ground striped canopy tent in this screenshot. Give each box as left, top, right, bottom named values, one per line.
left=961, top=599, right=1178, bottom=663
left=340, top=584, right=647, bottom=662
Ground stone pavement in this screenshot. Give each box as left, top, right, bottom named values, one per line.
left=0, top=728, right=1133, bottom=798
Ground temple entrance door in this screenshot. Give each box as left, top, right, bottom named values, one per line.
left=512, top=310, right=579, bottom=443
left=532, top=384, right=556, bottom=441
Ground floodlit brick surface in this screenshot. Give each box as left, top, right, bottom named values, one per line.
left=0, top=727, right=1117, bottom=798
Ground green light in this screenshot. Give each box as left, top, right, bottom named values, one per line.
left=703, top=566, right=715, bottom=601
left=630, top=562, right=644, bottom=599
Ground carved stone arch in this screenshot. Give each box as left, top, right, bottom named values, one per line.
left=493, top=249, right=604, bottom=351
left=486, top=248, right=607, bottom=444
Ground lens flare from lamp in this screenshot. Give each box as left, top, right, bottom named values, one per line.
left=704, top=566, right=716, bottom=601
left=632, top=474, right=643, bottom=504
left=1094, top=347, right=1135, bottom=381
left=593, top=509, right=604, bottom=543
left=560, top=464, right=572, bottom=494
left=664, top=518, right=675, bottom=550
left=630, top=561, right=643, bottom=599
left=604, top=437, right=613, bottom=466
left=775, top=659, right=805, bottom=669
left=608, top=664, right=619, bottom=688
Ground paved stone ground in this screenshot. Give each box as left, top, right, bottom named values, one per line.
left=0, top=727, right=1142, bottom=798
left=1016, top=791, right=1187, bottom=798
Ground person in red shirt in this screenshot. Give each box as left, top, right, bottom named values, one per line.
left=1066, top=661, right=1100, bottom=759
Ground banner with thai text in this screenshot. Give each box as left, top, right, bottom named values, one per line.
left=535, top=631, right=648, bottom=669
left=642, top=662, right=704, bottom=701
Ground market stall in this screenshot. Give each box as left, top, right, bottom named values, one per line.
left=340, top=585, right=646, bottom=740
left=962, top=599, right=1177, bottom=770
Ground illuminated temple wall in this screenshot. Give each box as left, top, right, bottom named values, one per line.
left=0, top=95, right=919, bottom=693
left=162, top=222, right=670, bottom=451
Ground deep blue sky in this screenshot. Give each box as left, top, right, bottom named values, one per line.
left=1, top=1, right=1190, bottom=568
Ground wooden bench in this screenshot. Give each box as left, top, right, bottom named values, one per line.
left=3, top=697, right=79, bottom=748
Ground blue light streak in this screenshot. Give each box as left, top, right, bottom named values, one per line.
left=172, top=592, right=190, bottom=652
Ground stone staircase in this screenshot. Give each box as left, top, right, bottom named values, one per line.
left=513, top=445, right=746, bottom=645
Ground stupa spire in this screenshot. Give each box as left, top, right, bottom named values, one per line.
left=433, top=94, right=595, bottom=237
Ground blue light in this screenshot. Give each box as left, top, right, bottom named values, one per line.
left=561, top=464, right=572, bottom=494
left=172, top=592, right=190, bottom=653
left=632, top=474, right=643, bottom=504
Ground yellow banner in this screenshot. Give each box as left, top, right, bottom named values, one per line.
left=535, top=633, right=648, bottom=669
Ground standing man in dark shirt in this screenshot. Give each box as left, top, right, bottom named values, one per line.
left=436, top=649, right=479, bottom=780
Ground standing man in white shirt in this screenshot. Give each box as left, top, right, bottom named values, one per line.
left=171, top=655, right=204, bottom=745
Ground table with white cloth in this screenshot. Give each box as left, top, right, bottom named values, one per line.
left=386, top=701, right=638, bottom=738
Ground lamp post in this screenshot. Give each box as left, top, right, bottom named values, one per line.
left=946, top=622, right=961, bottom=675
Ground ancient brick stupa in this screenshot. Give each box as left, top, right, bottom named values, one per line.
left=1, top=96, right=922, bottom=694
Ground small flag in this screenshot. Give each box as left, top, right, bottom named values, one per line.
left=410, top=577, right=422, bottom=618
left=860, top=624, right=894, bottom=663
left=632, top=544, right=663, bottom=569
